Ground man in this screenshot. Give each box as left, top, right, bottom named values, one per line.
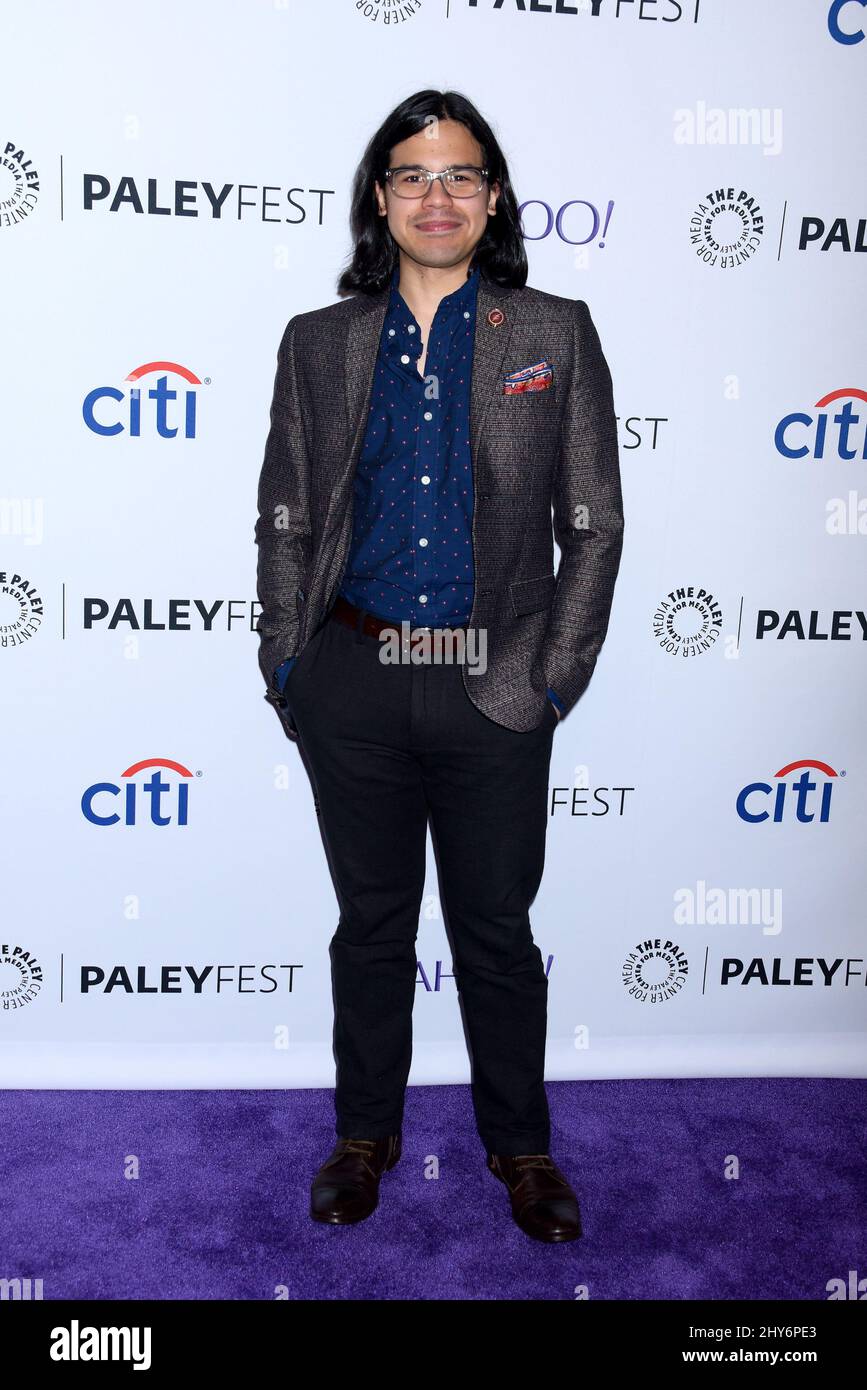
left=255, top=90, right=624, bottom=1243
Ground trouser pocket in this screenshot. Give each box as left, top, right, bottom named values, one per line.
left=285, top=620, right=328, bottom=700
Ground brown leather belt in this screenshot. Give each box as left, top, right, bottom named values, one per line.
left=329, top=593, right=467, bottom=647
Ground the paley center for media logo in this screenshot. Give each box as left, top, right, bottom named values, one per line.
left=0, top=944, right=43, bottom=1011
left=0, top=569, right=43, bottom=649
left=689, top=186, right=764, bottom=269
left=0, top=140, right=39, bottom=228
left=653, top=585, right=723, bottom=658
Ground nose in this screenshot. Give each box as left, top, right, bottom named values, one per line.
left=420, top=174, right=454, bottom=207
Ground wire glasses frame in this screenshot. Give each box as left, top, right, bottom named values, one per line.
left=384, top=165, right=490, bottom=199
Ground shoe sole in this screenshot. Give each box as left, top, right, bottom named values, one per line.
left=310, top=1200, right=379, bottom=1225
left=520, top=1223, right=582, bottom=1243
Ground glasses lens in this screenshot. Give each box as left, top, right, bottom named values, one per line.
left=444, top=167, right=484, bottom=196
left=389, top=167, right=484, bottom=198
left=390, top=168, right=428, bottom=196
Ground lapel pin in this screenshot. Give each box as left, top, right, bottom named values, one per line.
left=487, top=308, right=504, bottom=328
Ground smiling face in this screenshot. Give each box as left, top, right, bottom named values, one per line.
left=374, top=118, right=500, bottom=274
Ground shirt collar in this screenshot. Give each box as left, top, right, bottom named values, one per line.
left=388, top=261, right=480, bottom=316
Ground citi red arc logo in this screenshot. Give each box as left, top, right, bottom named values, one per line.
left=736, top=759, right=841, bottom=824
left=774, top=387, right=866, bottom=460
left=81, top=758, right=195, bottom=826
left=82, top=361, right=203, bottom=438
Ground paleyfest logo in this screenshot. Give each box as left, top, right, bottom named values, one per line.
left=0, top=944, right=43, bottom=1011
left=689, top=186, right=764, bottom=268
left=83, top=361, right=205, bottom=439
left=81, top=758, right=198, bottom=827
left=653, top=585, right=723, bottom=658
left=0, top=570, right=44, bottom=650
left=0, top=140, right=39, bottom=229
left=774, top=386, right=866, bottom=460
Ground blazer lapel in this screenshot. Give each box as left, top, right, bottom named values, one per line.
left=339, top=288, right=389, bottom=499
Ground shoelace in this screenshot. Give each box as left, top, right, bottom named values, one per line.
left=337, top=1138, right=391, bottom=1176
left=339, top=1139, right=378, bottom=1155
left=514, top=1155, right=557, bottom=1176
left=494, top=1154, right=565, bottom=1192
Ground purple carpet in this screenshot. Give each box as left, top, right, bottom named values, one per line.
left=1, top=1079, right=864, bottom=1300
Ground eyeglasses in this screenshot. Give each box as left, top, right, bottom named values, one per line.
left=384, top=165, right=489, bottom=199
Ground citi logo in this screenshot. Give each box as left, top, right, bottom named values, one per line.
left=83, top=360, right=204, bottom=438
left=774, top=387, right=865, bottom=460
left=828, top=0, right=866, bottom=45
left=81, top=757, right=196, bottom=826
left=50, top=1319, right=151, bottom=1370
left=736, top=759, right=841, bottom=824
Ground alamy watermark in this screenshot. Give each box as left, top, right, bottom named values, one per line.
left=377, top=621, right=487, bottom=674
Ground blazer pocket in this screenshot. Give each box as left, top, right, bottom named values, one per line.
left=509, top=573, right=556, bottom=617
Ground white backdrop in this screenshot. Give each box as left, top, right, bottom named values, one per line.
left=2, top=0, right=865, bottom=1087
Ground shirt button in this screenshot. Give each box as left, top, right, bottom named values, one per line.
left=407, top=325, right=416, bottom=333
left=420, top=475, right=431, bottom=485
left=400, top=354, right=410, bottom=364
left=423, top=411, right=433, bottom=421
left=419, top=594, right=428, bottom=604
left=419, top=537, right=428, bottom=547
left=388, top=328, right=395, bottom=336
left=463, top=311, right=470, bottom=319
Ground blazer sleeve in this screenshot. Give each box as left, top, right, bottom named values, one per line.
left=254, top=315, right=314, bottom=707
left=536, top=298, right=625, bottom=716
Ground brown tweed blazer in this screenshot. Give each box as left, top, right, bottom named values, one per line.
left=255, top=269, right=624, bottom=742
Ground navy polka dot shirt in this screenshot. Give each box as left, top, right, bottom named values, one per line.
left=338, top=260, right=478, bottom=626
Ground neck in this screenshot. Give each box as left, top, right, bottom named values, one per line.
left=395, top=252, right=475, bottom=322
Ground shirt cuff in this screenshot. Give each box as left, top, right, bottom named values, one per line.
left=546, top=686, right=564, bottom=714
left=274, top=656, right=296, bottom=694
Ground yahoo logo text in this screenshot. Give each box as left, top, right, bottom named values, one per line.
left=519, top=198, right=614, bottom=248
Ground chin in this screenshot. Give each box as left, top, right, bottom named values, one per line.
left=408, top=241, right=470, bottom=266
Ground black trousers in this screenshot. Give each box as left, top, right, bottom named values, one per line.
left=283, top=607, right=558, bottom=1157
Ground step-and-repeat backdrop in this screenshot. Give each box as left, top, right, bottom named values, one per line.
left=2, top=0, right=865, bottom=1087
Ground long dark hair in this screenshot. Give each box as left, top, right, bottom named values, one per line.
left=337, top=89, right=528, bottom=297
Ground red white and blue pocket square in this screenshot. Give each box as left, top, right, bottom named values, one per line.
left=502, top=360, right=554, bottom=395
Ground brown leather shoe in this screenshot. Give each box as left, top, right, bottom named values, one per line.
left=310, top=1134, right=402, bottom=1224
left=487, top=1152, right=582, bottom=1243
